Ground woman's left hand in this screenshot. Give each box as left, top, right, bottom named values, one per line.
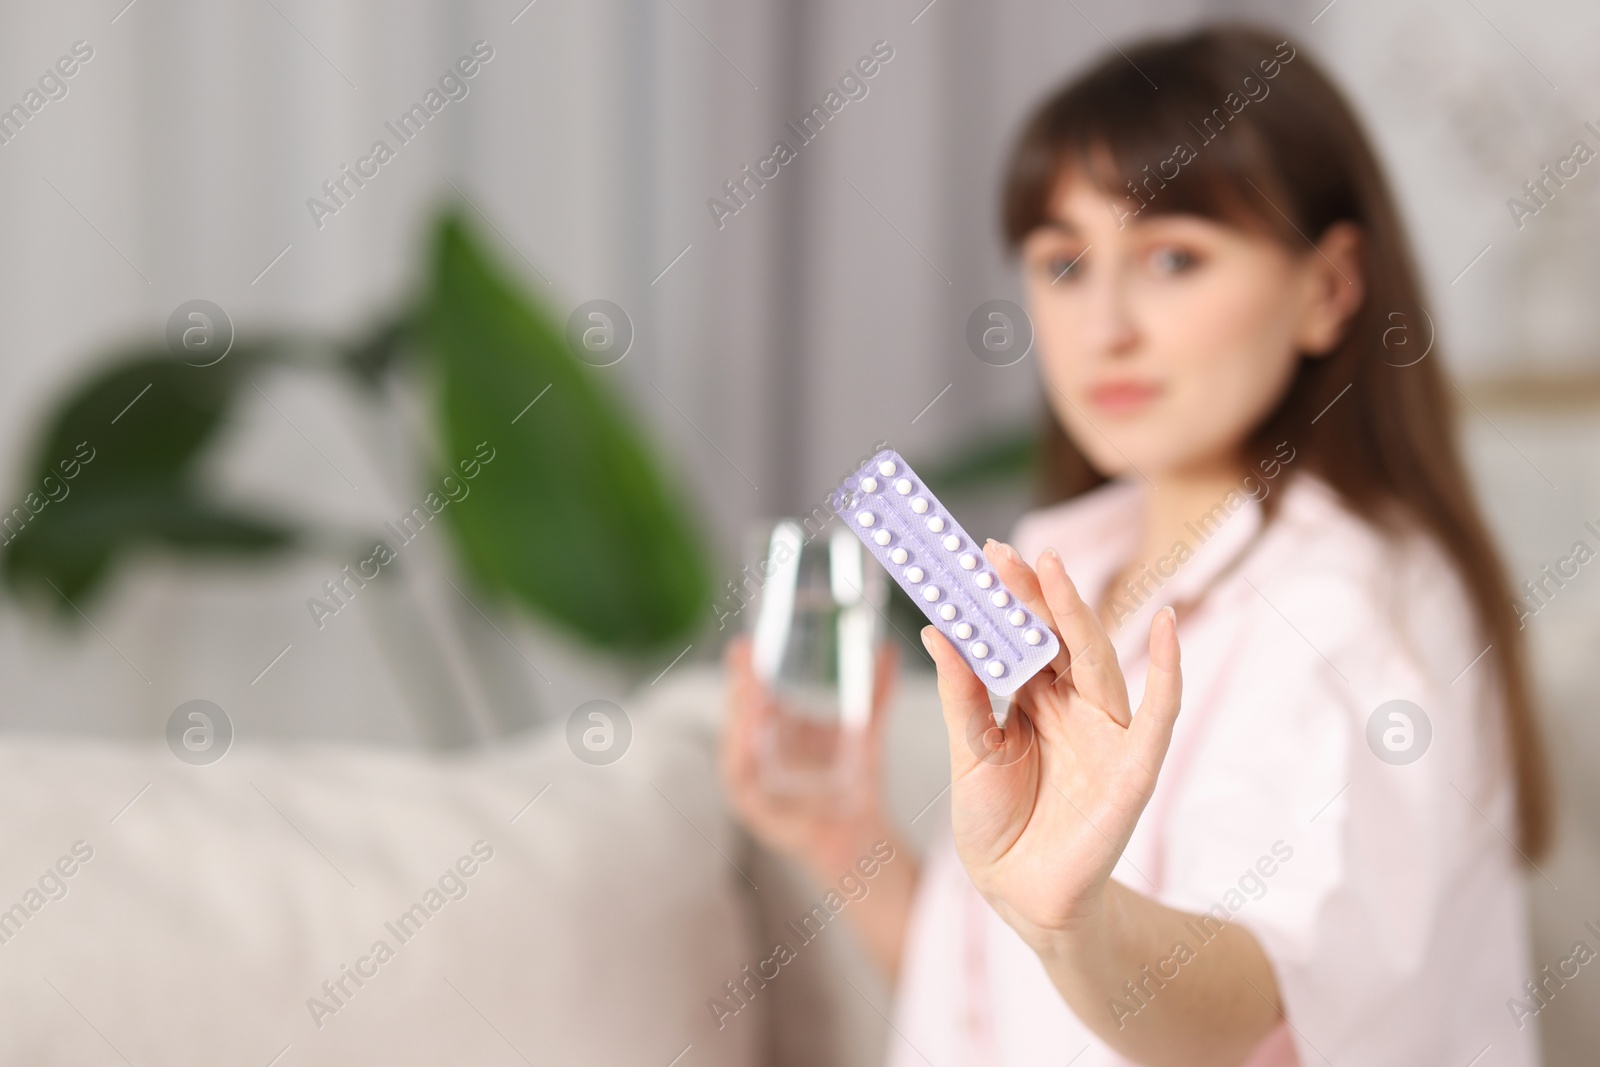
left=922, top=540, right=1183, bottom=950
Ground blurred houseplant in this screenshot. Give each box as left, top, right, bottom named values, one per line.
left=1, top=208, right=712, bottom=737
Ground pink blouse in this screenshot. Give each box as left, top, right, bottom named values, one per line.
left=889, top=471, right=1538, bottom=1066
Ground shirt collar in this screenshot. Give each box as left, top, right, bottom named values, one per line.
left=1017, top=473, right=1292, bottom=634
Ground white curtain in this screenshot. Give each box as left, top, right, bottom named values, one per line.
left=1, top=0, right=1597, bottom=749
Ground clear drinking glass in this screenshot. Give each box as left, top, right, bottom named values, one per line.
left=744, top=519, right=887, bottom=797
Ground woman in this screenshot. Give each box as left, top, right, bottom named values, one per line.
left=722, top=25, right=1549, bottom=1066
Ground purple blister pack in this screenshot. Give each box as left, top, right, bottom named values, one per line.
left=831, top=448, right=1060, bottom=697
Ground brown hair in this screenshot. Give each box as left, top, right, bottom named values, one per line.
left=1001, top=25, right=1551, bottom=858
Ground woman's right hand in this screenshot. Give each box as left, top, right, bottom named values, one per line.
left=720, top=635, right=919, bottom=980
left=719, top=636, right=900, bottom=883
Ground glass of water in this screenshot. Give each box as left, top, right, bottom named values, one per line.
left=744, top=519, right=887, bottom=797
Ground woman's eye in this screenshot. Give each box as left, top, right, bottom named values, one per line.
left=1150, top=246, right=1198, bottom=274
left=1040, top=251, right=1086, bottom=282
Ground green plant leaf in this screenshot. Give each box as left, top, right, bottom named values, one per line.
left=423, top=211, right=711, bottom=651
left=2, top=347, right=297, bottom=608
left=916, top=426, right=1036, bottom=498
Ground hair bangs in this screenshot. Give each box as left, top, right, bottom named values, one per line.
left=1003, top=39, right=1306, bottom=247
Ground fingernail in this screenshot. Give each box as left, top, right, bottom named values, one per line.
left=1041, top=547, right=1060, bottom=568
left=1005, top=543, right=1022, bottom=564
left=920, top=626, right=935, bottom=653
left=1162, top=605, right=1177, bottom=624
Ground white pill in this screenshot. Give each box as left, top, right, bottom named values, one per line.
left=860, top=476, right=879, bottom=493
left=942, top=534, right=960, bottom=551
left=922, top=585, right=941, bottom=602
left=890, top=547, right=908, bottom=564
left=878, top=460, right=896, bottom=476
left=905, top=566, right=924, bottom=583
left=894, top=478, right=912, bottom=495
left=910, top=497, right=929, bottom=514
left=873, top=529, right=891, bottom=546
left=954, top=622, right=973, bottom=640
left=986, top=661, right=1005, bottom=678
left=975, top=572, right=994, bottom=589
left=939, top=603, right=956, bottom=621
left=1008, top=609, right=1026, bottom=626
left=958, top=553, right=977, bottom=570
left=970, top=641, right=989, bottom=659
left=857, top=511, right=875, bottom=527
left=991, top=591, right=1010, bottom=608
left=1024, top=628, right=1043, bottom=645
left=927, top=516, right=946, bottom=533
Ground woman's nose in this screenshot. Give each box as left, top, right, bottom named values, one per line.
left=1083, top=266, right=1139, bottom=356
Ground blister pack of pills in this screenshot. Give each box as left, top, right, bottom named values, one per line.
left=830, top=448, right=1060, bottom=697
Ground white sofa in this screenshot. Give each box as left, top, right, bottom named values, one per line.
left=0, top=668, right=757, bottom=1066
left=0, top=665, right=950, bottom=1067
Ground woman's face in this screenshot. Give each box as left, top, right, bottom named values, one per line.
left=1020, top=173, right=1357, bottom=482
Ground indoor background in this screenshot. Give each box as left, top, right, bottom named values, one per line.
left=0, top=0, right=1596, bottom=1063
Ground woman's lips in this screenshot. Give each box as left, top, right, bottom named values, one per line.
left=1087, top=381, right=1162, bottom=415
